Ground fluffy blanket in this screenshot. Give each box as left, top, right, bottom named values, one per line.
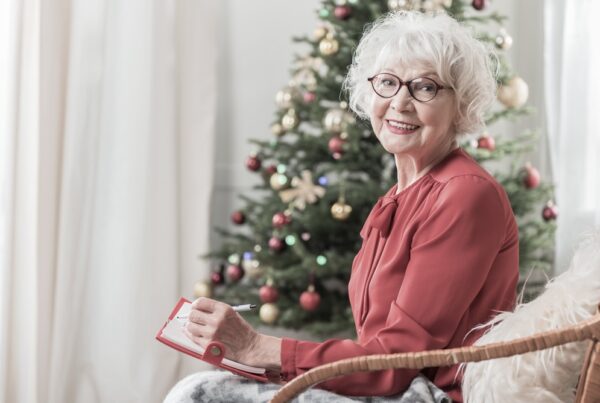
left=164, top=370, right=450, bottom=403
left=462, top=230, right=600, bottom=403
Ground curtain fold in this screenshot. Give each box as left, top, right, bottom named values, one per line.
left=0, top=1, right=42, bottom=402
left=0, top=0, right=217, bottom=402
left=544, top=0, right=600, bottom=273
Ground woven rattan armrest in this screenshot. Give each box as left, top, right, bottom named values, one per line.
left=270, top=312, right=600, bottom=403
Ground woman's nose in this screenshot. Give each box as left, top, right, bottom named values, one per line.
left=390, top=85, right=414, bottom=111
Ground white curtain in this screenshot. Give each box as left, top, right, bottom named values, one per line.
left=544, top=0, right=600, bottom=273
left=0, top=0, right=218, bottom=402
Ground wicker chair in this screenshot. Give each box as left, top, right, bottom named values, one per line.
left=270, top=307, right=600, bottom=403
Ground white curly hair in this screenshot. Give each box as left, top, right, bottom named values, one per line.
left=343, top=11, right=498, bottom=136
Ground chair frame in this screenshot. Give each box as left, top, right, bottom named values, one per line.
left=270, top=310, right=600, bottom=403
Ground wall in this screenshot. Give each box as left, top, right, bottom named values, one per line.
left=494, top=0, right=550, bottom=175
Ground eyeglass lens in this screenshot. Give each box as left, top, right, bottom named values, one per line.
left=371, top=73, right=439, bottom=102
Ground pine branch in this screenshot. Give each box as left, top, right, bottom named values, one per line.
left=461, top=12, right=507, bottom=25
left=486, top=106, right=535, bottom=125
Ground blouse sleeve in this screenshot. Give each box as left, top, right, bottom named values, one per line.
left=280, top=175, right=509, bottom=396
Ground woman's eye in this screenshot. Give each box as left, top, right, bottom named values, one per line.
left=381, top=79, right=395, bottom=87
left=415, top=83, right=436, bottom=92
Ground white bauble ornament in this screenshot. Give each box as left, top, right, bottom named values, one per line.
left=498, top=76, right=529, bottom=108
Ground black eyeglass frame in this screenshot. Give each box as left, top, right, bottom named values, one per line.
left=367, top=73, right=448, bottom=103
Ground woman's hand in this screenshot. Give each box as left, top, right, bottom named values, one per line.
left=183, top=297, right=281, bottom=372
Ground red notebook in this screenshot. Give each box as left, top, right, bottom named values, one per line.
left=156, top=297, right=268, bottom=382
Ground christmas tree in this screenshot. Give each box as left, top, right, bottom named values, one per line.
left=200, top=0, right=556, bottom=336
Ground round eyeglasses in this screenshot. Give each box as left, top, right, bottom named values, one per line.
left=367, top=73, right=447, bottom=103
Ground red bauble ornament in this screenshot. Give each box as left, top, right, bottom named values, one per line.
left=231, top=210, right=246, bottom=225
left=542, top=201, right=558, bottom=221
left=272, top=212, right=290, bottom=228
left=472, top=0, right=486, bottom=10
left=226, top=264, right=244, bottom=282
left=246, top=155, right=262, bottom=172
left=300, top=285, right=321, bottom=312
left=264, top=164, right=277, bottom=176
left=523, top=163, right=541, bottom=189
left=259, top=284, right=279, bottom=303
left=268, top=236, right=285, bottom=252
left=477, top=135, right=496, bottom=151
left=328, top=136, right=345, bottom=155
left=211, top=271, right=224, bottom=285
left=303, top=92, right=316, bottom=103
left=334, top=5, right=352, bottom=20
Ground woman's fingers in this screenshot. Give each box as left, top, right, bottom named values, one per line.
left=185, top=319, right=219, bottom=344
left=187, top=308, right=210, bottom=325
left=185, top=308, right=218, bottom=340
left=184, top=297, right=260, bottom=364
left=183, top=326, right=206, bottom=346
left=191, top=297, right=221, bottom=313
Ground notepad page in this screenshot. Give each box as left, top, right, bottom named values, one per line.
left=160, top=302, right=266, bottom=375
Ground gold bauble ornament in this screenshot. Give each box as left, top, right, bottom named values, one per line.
left=275, top=87, right=296, bottom=109
left=244, top=260, right=263, bottom=279
left=388, top=0, right=411, bottom=11
left=498, top=76, right=529, bottom=108
left=246, top=266, right=264, bottom=280
left=421, top=0, right=436, bottom=11
left=313, top=26, right=328, bottom=41
left=295, top=56, right=323, bottom=72
left=270, top=173, right=288, bottom=191
left=281, top=109, right=299, bottom=131
left=422, top=0, right=451, bottom=11
left=291, top=56, right=321, bottom=91
left=193, top=280, right=213, bottom=298
left=331, top=199, right=353, bottom=220
left=259, top=303, right=279, bottom=324
left=319, top=36, right=339, bottom=56
left=323, top=107, right=353, bottom=133
left=291, top=68, right=318, bottom=91
left=241, top=257, right=258, bottom=271
left=271, top=123, right=284, bottom=137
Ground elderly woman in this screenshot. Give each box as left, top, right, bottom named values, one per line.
left=166, top=10, right=518, bottom=403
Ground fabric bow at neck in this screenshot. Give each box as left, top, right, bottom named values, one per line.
left=366, top=196, right=398, bottom=238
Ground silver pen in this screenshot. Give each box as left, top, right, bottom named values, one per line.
left=176, top=303, right=257, bottom=320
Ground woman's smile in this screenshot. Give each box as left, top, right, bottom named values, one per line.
left=385, top=119, right=421, bottom=135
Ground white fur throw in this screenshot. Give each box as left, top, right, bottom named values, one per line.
left=462, top=230, right=600, bottom=403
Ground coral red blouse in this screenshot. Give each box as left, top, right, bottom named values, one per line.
left=280, top=148, right=519, bottom=402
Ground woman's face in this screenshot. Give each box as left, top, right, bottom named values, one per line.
left=369, top=64, right=457, bottom=163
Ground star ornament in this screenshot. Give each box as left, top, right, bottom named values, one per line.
left=279, top=170, right=326, bottom=210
